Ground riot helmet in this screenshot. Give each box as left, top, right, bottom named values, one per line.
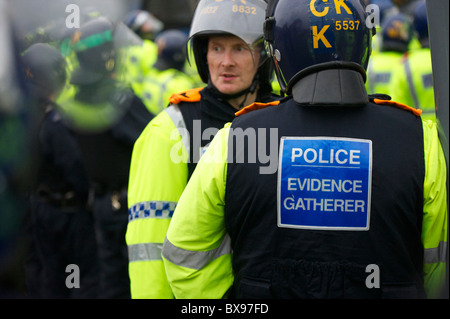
left=381, top=13, right=413, bottom=52
left=68, top=16, right=117, bottom=85
left=154, top=29, right=188, bottom=72
left=21, top=43, right=67, bottom=101
left=264, top=0, right=374, bottom=94
left=188, top=0, right=272, bottom=96
left=123, top=9, right=164, bottom=40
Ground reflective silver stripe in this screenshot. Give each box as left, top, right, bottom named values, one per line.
left=159, top=74, right=177, bottom=108
left=424, top=241, right=448, bottom=264
left=421, top=109, right=436, bottom=115
left=404, top=58, right=420, bottom=109
left=367, top=60, right=375, bottom=94
left=164, top=104, right=190, bottom=158
left=128, top=243, right=163, bottom=262
left=162, top=234, right=232, bottom=270
left=128, top=201, right=176, bottom=222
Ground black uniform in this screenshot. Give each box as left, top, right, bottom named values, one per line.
left=27, top=105, right=99, bottom=298
left=225, top=69, right=426, bottom=298
left=71, top=82, right=154, bottom=299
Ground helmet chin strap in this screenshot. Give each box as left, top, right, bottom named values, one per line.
left=207, top=74, right=259, bottom=109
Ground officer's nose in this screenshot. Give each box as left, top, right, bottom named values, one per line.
left=221, top=49, right=236, bottom=67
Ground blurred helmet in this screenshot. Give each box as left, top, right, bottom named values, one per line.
left=69, top=16, right=117, bottom=85
left=154, top=29, right=188, bottom=72
left=264, top=0, right=374, bottom=93
left=412, top=1, right=428, bottom=47
left=123, top=9, right=164, bottom=40
left=21, top=43, right=67, bottom=100
left=381, top=13, right=413, bottom=52
left=188, top=0, right=270, bottom=90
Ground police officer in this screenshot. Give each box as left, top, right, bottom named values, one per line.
left=22, top=43, right=99, bottom=298
left=366, top=13, right=412, bottom=96
left=390, top=1, right=436, bottom=122
left=132, top=29, right=196, bottom=115
left=162, top=0, right=447, bottom=299
left=367, top=0, right=395, bottom=55
left=122, top=9, right=162, bottom=86
left=59, top=17, right=154, bottom=298
left=126, top=0, right=278, bottom=299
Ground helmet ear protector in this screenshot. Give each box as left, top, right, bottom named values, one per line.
left=263, top=3, right=285, bottom=94
left=264, top=0, right=376, bottom=95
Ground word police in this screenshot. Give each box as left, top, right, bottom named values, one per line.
left=291, top=147, right=361, bottom=165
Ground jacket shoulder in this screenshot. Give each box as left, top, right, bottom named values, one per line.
left=370, top=94, right=422, bottom=117
left=235, top=100, right=281, bottom=117
left=168, top=87, right=203, bottom=105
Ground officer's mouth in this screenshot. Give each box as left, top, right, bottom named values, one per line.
left=220, top=73, right=238, bottom=82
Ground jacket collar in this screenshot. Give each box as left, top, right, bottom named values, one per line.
left=290, top=62, right=369, bottom=106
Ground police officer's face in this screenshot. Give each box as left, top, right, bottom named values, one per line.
left=207, top=35, right=260, bottom=96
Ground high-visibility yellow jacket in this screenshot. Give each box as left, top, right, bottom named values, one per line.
left=131, top=68, right=196, bottom=115
left=390, top=47, right=436, bottom=122
left=121, top=40, right=158, bottom=86
left=365, top=51, right=406, bottom=96
left=126, top=93, right=193, bottom=299
left=127, top=85, right=279, bottom=298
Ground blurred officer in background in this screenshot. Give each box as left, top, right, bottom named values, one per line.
left=22, top=43, right=99, bottom=298
left=124, top=9, right=164, bottom=42
left=163, top=0, right=447, bottom=299
left=385, top=0, right=422, bottom=50
left=122, top=9, right=163, bottom=87
left=132, top=29, right=196, bottom=115
left=366, top=13, right=412, bottom=95
left=367, top=0, right=395, bottom=55
left=58, top=16, right=154, bottom=298
left=390, top=1, right=435, bottom=122
left=126, top=0, right=278, bottom=299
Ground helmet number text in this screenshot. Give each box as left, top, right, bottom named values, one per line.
left=335, top=20, right=360, bottom=31
left=201, top=6, right=219, bottom=14
left=232, top=5, right=257, bottom=15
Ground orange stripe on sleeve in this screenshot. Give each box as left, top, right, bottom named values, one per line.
left=373, top=98, right=423, bottom=117
left=235, top=100, right=280, bottom=117
left=169, top=87, right=203, bottom=105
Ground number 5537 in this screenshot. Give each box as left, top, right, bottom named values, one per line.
left=335, top=20, right=360, bottom=30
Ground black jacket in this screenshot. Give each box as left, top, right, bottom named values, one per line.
left=225, top=66, right=425, bottom=298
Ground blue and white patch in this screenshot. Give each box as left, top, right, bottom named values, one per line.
left=277, top=137, right=372, bottom=231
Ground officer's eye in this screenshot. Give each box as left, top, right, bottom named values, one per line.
left=235, top=45, right=250, bottom=54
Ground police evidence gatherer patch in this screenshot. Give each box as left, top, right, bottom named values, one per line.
left=277, top=137, right=372, bottom=231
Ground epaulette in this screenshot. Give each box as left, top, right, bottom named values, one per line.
left=370, top=95, right=422, bottom=117
left=235, top=100, right=281, bottom=117
left=168, top=87, right=203, bottom=105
